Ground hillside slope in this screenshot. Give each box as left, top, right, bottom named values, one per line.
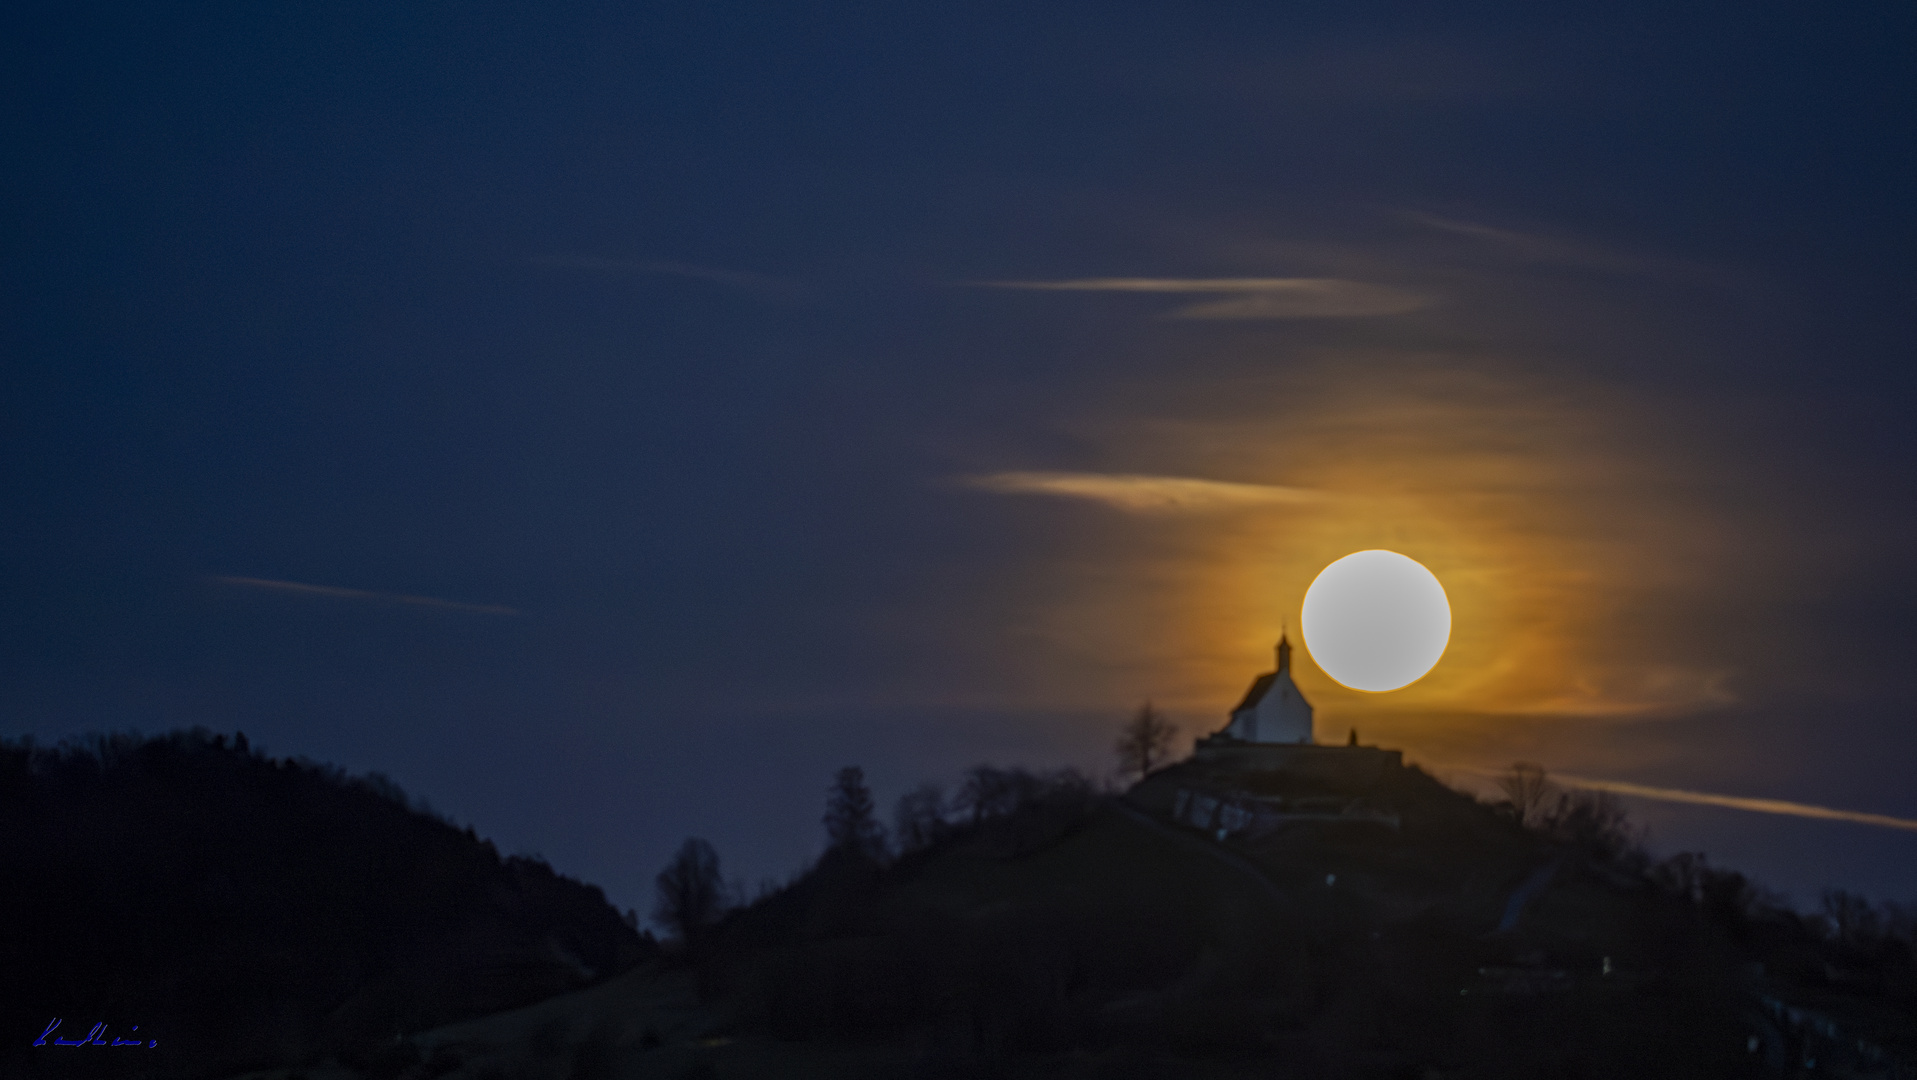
left=3, top=729, right=654, bottom=1080
left=688, top=759, right=1755, bottom=1077
left=243, top=753, right=1917, bottom=1079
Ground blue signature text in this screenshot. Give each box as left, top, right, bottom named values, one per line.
left=33, top=1019, right=156, bottom=1048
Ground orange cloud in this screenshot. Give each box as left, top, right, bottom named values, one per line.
left=962, top=471, right=1329, bottom=513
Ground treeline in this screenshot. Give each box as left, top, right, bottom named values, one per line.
left=1486, top=762, right=1917, bottom=1007
left=641, top=750, right=1917, bottom=1068
left=652, top=763, right=1109, bottom=941
left=653, top=761, right=1199, bottom=1058
left=1, top=728, right=653, bottom=1080
left=1486, top=761, right=1642, bottom=860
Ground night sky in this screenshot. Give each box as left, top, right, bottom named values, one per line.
left=5, top=1, right=1914, bottom=917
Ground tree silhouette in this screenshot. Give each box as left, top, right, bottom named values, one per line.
left=1824, top=889, right=1883, bottom=948
left=893, top=782, right=948, bottom=853
left=654, top=837, right=725, bottom=941
left=824, top=766, right=887, bottom=860
left=1497, top=762, right=1557, bottom=828
left=956, top=765, right=1015, bottom=823
left=1541, top=787, right=1636, bottom=860
left=1115, top=701, right=1178, bottom=779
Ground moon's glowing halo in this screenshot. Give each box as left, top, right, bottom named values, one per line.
left=1301, top=550, right=1452, bottom=692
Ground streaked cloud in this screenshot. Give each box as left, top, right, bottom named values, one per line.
left=211, top=576, right=520, bottom=616
left=1446, top=766, right=1917, bottom=834
left=531, top=255, right=801, bottom=299
left=963, top=471, right=1328, bottom=513
left=1397, top=211, right=1729, bottom=285
left=1494, top=664, right=1737, bottom=718
left=976, top=277, right=1431, bottom=319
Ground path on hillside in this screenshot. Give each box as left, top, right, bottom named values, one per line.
left=1112, top=799, right=1290, bottom=907
left=1493, top=853, right=1566, bottom=933
left=1120, top=795, right=1565, bottom=939
left=1113, top=797, right=1405, bottom=1038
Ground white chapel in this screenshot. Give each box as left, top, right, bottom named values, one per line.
left=1219, top=635, right=1314, bottom=744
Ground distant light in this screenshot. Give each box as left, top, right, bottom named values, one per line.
left=1302, top=550, right=1451, bottom=692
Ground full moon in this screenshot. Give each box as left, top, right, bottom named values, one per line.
left=1301, top=550, right=1451, bottom=692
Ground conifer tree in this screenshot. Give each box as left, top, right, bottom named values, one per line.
left=824, top=765, right=887, bottom=860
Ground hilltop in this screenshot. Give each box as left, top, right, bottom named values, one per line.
left=670, top=751, right=1755, bottom=1077
left=0, top=729, right=655, bottom=1080
left=218, top=746, right=1917, bottom=1079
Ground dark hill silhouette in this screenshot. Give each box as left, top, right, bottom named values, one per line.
left=339, top=755, right=1917, bottom=1080
left=15, top=737, right=1916, bottom=1079
left=683, top=758, right=1766, bottom=1077
left=0, top=728, right=654, bottom=1080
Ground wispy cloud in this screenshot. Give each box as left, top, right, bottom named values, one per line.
left=531, top=255, right=801, bottom=299
left=975, top=277, right=1430, bottom=319
left=1494, top=664, right=1737, bottom=718
left=211, top=576, right=520, bottom=616
left=1397, top=211, right=1728, bottom=285
left=963, top=471, right=1328, bottom=513
left=1448, top=765, right=1917, bottom=834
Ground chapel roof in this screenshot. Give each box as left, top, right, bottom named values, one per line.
left=1229, top=634, right=1308, bottom=715
left=1231, top=673, right=1276, bottom=714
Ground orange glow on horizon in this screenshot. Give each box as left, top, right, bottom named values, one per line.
left=949, top=350, right=1751, bottom=775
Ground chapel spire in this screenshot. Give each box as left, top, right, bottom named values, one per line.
left=1217, top=630, right=1313, bottom=744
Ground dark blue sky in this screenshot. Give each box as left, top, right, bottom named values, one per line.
left=5, top=1, right=1915, bottom=914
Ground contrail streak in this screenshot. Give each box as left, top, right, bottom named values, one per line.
left=1553, top=774, right=1917, bottom=834
left=1446, top=765, right=1917, bottom=833
left=210, top=576, right=519, bottom=616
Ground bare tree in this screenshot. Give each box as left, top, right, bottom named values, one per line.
left=824, top=765, right=887, bottom=860
left=1697, top=865, right=1761, bottom=928
left=1822, top=889, right=1882, bottom=948
left=1881, top=901, right=1917, bottom=948
left=893, top=782, right=948, bottom=853
left=1655, top=851, right=1709, bottom=904
left=1115, top=701, right=1178, bottom=780
left=1040, top=767, right=1097, bottom=804
left=1542, top=788, right=1636, bottom=860
left=1497, top=762, right=1557, bottom=828
left=955, top=765, right=1015, bottom=824
left=653, top=837, right=725, bottom=941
